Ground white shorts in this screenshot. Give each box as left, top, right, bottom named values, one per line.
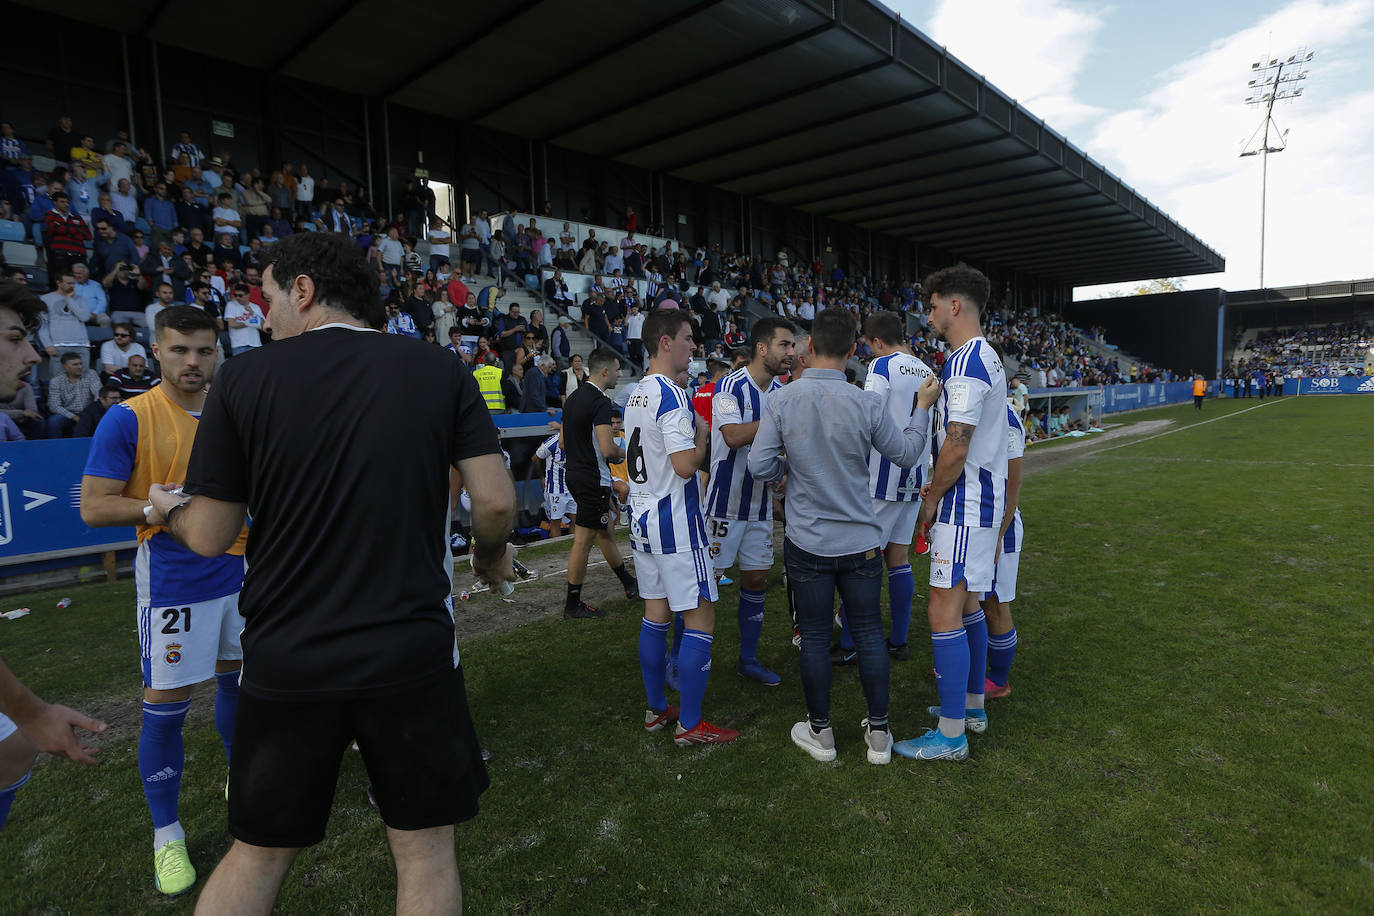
left=138, top=593, right=244, bottom=690
left=872, top=499, right=921, bottom=547
left=706, top=517, right=774, bottom=571
left=0, top=713, right=16, bottom=743
left=634, top=546, right=718, bottom=613
left=928, top=524, right=999, bottom=593
left=982, top=551, right=1020, bottom=603
left=545, top=490, right=577, bottom=520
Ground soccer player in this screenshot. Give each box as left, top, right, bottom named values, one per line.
left=561, top=348, right=637, bottom=617
left=626, top=309, right=739, bottom=746
left=750, top=307, right=939, bottom=764
left=833, top=313, right=933, bottom=663
left=702, top=317, right=795, bottom=686
left=79, top=305, right=249, bottom=894
left=536, top=426, right=575, bottom=539
left=981, top=404, right=1025, bottom=699
left=895, top=264, right=1006, bottom=762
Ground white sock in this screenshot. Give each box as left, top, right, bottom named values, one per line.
left=966, top=692, right=985, bottom=710
left=938, top=716, right=964, bottom=739
left=153, top=821, right=185, bottom=851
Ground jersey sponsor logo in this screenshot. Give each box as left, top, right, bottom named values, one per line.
left=164, top=642, right=182, bottom=665
left=1358, top=377, right=1374, bottom=392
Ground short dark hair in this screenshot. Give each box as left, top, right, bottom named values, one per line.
left=642, top=309, right=693, bottom=357
left=112, top=321, right=134, bottom=335
left=99, top=384, right=122, bottom=399
left=923, top=263, right=989, bottom=315
left=262, top=231, right=382, bottom=328
left=587, top=348, right=621, bottom=375
left=811, top=308, right=857, bottom=359
left=706, top=358, right=730, bottom=376
left=0, top=278, right=45, bottom=334
left=747, top=316, right=794, bottom=357
left=52, top=191, right=69, bottom=201
left=863, top=311, right=905, bottom=346
left=60, top=351, right=82, bottom=365
left=155, top=304, right=220, bottom=341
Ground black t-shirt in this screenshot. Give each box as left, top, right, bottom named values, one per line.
left=561, top=380, right=611, bottom=486
left=184, top=327, right=500, bottom=700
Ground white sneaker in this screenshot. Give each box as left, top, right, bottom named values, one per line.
left=790, top=721, right=836, bottom=762
left=862, top=717, right=892, bottom=765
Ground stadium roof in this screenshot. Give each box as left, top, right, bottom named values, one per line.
left=40, top=0, right=1225, bottom=286
left=1224, top=278, right=1374, bottom=308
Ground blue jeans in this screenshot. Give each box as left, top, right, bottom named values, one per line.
left=784, top=538, right=888, bottom=728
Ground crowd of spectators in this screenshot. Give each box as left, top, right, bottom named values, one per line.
left=1229, top=320, right=1372, bottom=378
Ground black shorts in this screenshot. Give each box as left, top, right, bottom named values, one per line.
left=461, top=248, right=480, bottom=265
left=568, top=477, right=612, bottom=531
left=228, top=665, right=489, bottom=847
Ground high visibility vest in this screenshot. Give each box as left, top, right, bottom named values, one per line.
left=1193, top=379, right=1207, bottom=396
left=473, top=364, right=505, bottom=411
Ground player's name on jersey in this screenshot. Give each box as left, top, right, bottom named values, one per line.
left=626, top=392, right=654, bottom=409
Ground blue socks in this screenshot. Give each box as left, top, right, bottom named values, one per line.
left=737, top=590, right=765, bottom=663
left=638, top=619, right=670, bottom=712
left=963, top=609, right=988, bottom=708
left=139, top=699, right=190, bottom=844
left=987, top=627, right=1018, bottom=686
left=887, top=564, right=914, bottom=646
left=677, top=629, right=714, bottom=731
left=214, top=671, right=239, bottom=765
left=669, top=614, right=684, bottom=670
left=0, top=770, right=32, bottom=833
left=931, top=628, right=969, bottom=735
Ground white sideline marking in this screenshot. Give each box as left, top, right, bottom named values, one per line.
left=1101, top=456, right=1374, bottom=469
left=1089, top=399, right=1286, bottom=455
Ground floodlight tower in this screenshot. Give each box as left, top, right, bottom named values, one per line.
left=1241, top=49, right=1313, bottom=288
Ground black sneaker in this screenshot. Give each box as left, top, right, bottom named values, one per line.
left=830, top=644, right=857, bottom=666
left=887, top=641, right=910, bottom=661
left=563, top=602, right=605, bottom=619
left=623, top=579, right=639, bottom=599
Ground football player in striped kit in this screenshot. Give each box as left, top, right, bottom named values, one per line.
left=535, top=429, right=575, bottom=538
left=625, top=309, right=739, bottom=747
left=897, top=265, right=1006, bottom=762
left=981, top=404, right=1025, bottom=699
left=703, top=317, right=795, bottom=686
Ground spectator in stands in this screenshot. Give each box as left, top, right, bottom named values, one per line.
left=142, top=182, right=176, bottom=246
left=141, top=240, right=190, bottom=300
left=0, top=379, right=43, bottom=439
left=293, top=164, right=314, bottom=221
left=113, top=354, right=158, bottom=399
left=90, top=190, right=126, bottom=236
left=101, top=140, right=134, bottom=187
left=560, top=352, right=587, bottom=401
left=103, top=259, right=144, bottom=327
left=170, top=131, right=204, bottom=168
left=457, top=291, right=488, bottom=347
left=68, top=262, right=108, bottom=327
left=523, top=356, right=556, bottom=414
left=38, top=271, right=91, bottom=362
left=552, top=315, right=573, bottom=364
left=144, top=280, right=175, bottom=330
left=184, top=227, right=212, bottom=268
left=42, top=192, right=91, bottom=280
left=45, top=115, right=77, bottom=164
left=494, top=302, right=528, bottom=369
left=267, top=206, right=292, bottom=239
left=0, top=121, right=28, bottom=165
left=45, top=351, right=100, bottom=437
left=223, top=285, right=266, bottom=355
left=459, top=216, right=482, bottom=280
left=384, top=297, right=419, bottom=338
left=90, top=217, right=137, bottom=280
left=240, top=176, right=271, bottom=239
left=576, top=241, right=597, bottom=274
left=624, top=302, right=645, bottom=368
left=584, top=292, right=611, bottom=344
left=603, top=246, right=623, bottom=275
left=213, top=233, right=242, bottom=272
left=107, top=177, right=137, bottom=225
left=322, top=197, right=352, bottom=235
left=489, top=231, right=507, bottom=287
left=73, top=383, right=122, bottom=437
left=212, top=193, right=242, bottom=240
left=98, top=321, right=146, bottom=373
left=527, top=308, right=549, bottom=352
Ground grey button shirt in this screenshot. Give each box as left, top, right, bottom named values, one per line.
left=748, top=368, right=929, bottom=558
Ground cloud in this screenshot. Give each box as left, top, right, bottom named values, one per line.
left=917, top=0, right=1109, bottom=127
left=1081, top=0, right=1374, bottom=292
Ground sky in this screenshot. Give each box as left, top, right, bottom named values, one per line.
left=885, top=0, right=1374, bottom=297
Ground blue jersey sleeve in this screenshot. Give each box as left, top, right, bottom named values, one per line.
left=83, top=402, right=138, bottom=482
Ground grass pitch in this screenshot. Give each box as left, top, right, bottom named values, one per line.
left=2, top=394, right=1371, bottom=914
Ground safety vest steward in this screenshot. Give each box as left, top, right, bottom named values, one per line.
left=473, top=364, right=505, bottom=411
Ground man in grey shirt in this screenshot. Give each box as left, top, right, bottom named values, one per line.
left=749, top=308, right=939, bottom=766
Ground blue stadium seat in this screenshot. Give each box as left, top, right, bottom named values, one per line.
left=135, top=217, right=150, bottom=233
left=0, top=220, right=26, bottom=242
left=3, top=241, right=39, bottom=267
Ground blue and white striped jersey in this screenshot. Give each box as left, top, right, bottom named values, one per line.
left=931, top=337, right=1007, bottom=529
left=1003, top=405, right=1025, bottom=554
left=623, top=374, right=709, bottom=555
left=706, top=367, right=783, bottom=521
left=865, top=351, right=935, bottom=501
left=536, top=433, right=568, bottom=499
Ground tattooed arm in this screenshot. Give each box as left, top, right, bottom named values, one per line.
left=917, top=421, right=975, bottom=530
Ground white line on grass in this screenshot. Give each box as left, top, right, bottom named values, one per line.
left=1099, top=455, right=1374, bottom=469
left=1090, top=398, right=1287, bottom=455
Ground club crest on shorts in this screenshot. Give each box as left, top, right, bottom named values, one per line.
left=164, top=642, right=183, bottom=665
left=709, top=543, right=721, bottom=558
left=600, top=513, right=610, bottom=527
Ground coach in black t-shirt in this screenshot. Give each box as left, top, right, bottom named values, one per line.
left=148, top=231, right=515, bottom=913
left=559, top=348, right=637, bottom=617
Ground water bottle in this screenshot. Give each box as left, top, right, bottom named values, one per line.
left=56, top=597, right=72, bottom=609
